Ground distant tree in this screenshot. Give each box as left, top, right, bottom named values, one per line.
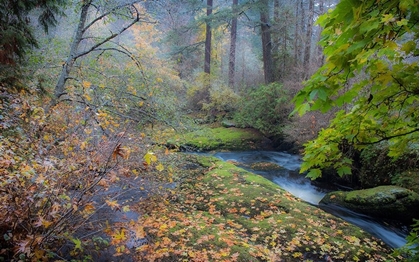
left=259, top=0, right=274, bottom=84
left=228, top=0, right=238, bottom=88
left=293, top=0, right=303, bottom=66
left=303, top=0, right=314, bottom=79
left=204, top=0, right=213, bottom=75
left=293, top=0, right=419, bottom=179
left=149, top=0, right=202, bottom=79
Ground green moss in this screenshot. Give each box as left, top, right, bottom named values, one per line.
left=195, top=157, right=394, bottom=259
left=338, top=186, right=415, bottom=205
left=140, top=155, right=396, bottom=261
left=195, top=155, right=219, bottom=168
left=167, top=126, right=269, bottom=151
left=321, top=186, right=419, bottom=224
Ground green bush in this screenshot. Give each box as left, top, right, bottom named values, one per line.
left=201, top=84, right=240, bottom=118
left=234, top=82, right=290, bottom=136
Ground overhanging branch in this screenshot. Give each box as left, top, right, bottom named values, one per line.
left=356, top=128, right=419, bottom=146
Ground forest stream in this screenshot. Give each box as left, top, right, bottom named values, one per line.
left=199, top=150, right=409, bottom=249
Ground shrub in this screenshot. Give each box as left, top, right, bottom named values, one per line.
left=234, top=82, right=290, bottom=136
left=186, top=73, right=211, bottom=111
left=201, top=84, right=240, bottom=119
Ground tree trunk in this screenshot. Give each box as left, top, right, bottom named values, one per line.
left=300, top=0, right=305, bottom=64
left=54, top=1, right=91, bottom=100
left=273, top=0, right=280, bottom=81
left=260, top=0, right=274, bottom=84
left=303, top=0, right=314, bottom=79
left=228, top=0, right=238, bottom=88
left=293, top=2, right=300, bottom=66
left=316, top=0, right=325, bottom=67
left=204, top=0, right=213, bottom=75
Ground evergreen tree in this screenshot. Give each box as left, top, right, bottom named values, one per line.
left=0, top=0, right=65, bottom=87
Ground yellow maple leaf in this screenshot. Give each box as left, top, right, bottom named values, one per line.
left=111, top=228, right=127, bottom=245
left=72, top=238, right=83, bottom=251
left=144, top=152, right=157, bottom=165
left=34, top=217, right=52, bottom=229
left=105, top=199, right=120, bottom=211
left=122, top=205, right=130, bottom=212
left=84, top=93, right=92, bottom=101
left=159, top=224, right=168, bottom=231
left=293, top=252, right=303, bottom=258
left=83, top=202, right=96, bottom=214
left=82, top=81, right=91, bottom=88
left=34, top=248, right=45, bottom=260
left=156, top=163, right=164, bottom=172
left=80, top=141, right=87, bottom=150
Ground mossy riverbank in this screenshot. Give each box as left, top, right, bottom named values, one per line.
left=133, top=154, right=398, bottom=261
left=165, top=126, right=273, bottom=151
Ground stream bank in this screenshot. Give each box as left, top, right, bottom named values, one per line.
left=134, top=154, right=398, bottom=261
left=61, top=126, right=412, bottom=261
left=163, top=126, right=414, bottom=248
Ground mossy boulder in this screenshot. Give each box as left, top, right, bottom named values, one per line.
left=319, top=185, right=419, bottom=225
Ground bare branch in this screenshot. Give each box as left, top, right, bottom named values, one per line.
left=75, top=5, right=141, bottom=60
left=82, top=1, right=139, bottom=33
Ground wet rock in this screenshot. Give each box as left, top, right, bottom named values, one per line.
left=319, top=185, right=419, bottom=225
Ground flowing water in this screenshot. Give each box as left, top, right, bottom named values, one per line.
left=207, top=150, right=408, bottom=248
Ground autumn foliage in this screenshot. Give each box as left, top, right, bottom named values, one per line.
left=0, top=85, right=170, bottom=260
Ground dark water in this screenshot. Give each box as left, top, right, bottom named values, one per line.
left=207, top=151, right=408, bottom=248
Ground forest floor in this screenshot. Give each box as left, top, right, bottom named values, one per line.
left=63, top=126, right=403, bottom=262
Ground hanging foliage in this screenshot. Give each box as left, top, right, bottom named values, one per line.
left=292, top=0, right=419, bottom=179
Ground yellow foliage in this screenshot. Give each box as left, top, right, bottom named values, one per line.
left=82, top=81, right=91, bottom=88
left=144, top=152, right=157, bottom=165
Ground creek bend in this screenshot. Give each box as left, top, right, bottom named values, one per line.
left=195, top=150, right=408, bottom=249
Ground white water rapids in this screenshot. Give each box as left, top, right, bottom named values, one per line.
left=205, top=151, right=408, bottom=249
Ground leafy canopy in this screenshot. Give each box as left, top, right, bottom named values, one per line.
left=292, top=0, right=419, bottom=179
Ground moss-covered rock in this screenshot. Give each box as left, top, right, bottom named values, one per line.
left=136, top=155, right=397, bottom=261
left=320, top=186, right=419, bottom=225
left=167, top=126, right=272, bottom=151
